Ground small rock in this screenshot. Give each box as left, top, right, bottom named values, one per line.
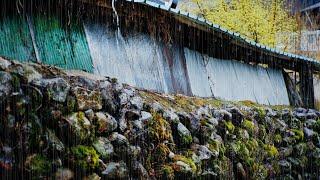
left=55, top=168, right=74, bottom=180
left=0, top=72, right=12, bottom=98
left=65, top=112, right=92, bottom=142
left=109, top=132, right=129, bottom=147
left=150, top=102, right=164, bottom=113
left=15, top=64, right=42, bottom=83
left=130, top=96, right=143, bottom=110
left=0, top=57, right=12, bottom=70
left=192, top=144, right=215, bottom=161
left=127, top=146, right=141, bottom=159
left=85, top=109, right=95, bottom=121
left=119, top=88, right=135, bottom=106
left=100, top=81, right=117, bottom=114
left=125, top=109, right=140, bottom=121
left=227, top=107, right=244, bottom=125
left=72, top=87, right=102, bottom=111
left=83, top=173, right=101, bottom=180
left=132, top=161, right=149, bottom=179
left=177, top=122, right=192, bottom=145
left=197, top=106, right=212, bottom=118
left=95, top=112, right=118, bottom=133
left=174, top=161, right=192, bottom=173
left=93, top=137, right=114, bottom=159
left=163, top=109, right=179, bottom=123
left=45, top=129, right=65, bottom=152
left=213, top=109, right=232, bottom=121
left=102, top=161, right=128, bottom=179
left=139, top=111, right=152, bottom=123
left=236, top=162, right=246, bottom=178
left=132, top=120, right=143, bottom=130
left=304, top=127, right=316, bottom=139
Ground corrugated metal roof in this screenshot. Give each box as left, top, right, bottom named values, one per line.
left=126, top=0, right=320, bottom=71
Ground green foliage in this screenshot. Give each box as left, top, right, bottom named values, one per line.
left=71, top=145, right=99, bottom=170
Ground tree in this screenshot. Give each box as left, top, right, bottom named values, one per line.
left=190, top=0, right=298, bottom=49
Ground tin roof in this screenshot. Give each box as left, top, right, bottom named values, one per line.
left=125, top=0, right=320, bottom=72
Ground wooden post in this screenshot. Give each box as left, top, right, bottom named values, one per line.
left=299, top=63, right=315, bottom=109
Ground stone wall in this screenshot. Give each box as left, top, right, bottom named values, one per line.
left=0, top=57, right=320, bottom=179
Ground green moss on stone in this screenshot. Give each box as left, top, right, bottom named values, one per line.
left=264, top=144, right=279, bottom=158
left=292, top=129, right=304, bottom=141
left=224, top=121, right=235, bottom=133
left=148, top=112, right=173, bottom=142
left=25, top=154, right=50, bottom=176
left=173, top=155, right=197, bottom=173
left=242, top=119, right=255, bottom=134
left=71, top=145, right=99, bottom=171
left=162, top=164, right=175, bottom=180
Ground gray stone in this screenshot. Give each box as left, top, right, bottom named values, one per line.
left=163, top=109, right=179, bottom=122
left=227, top=107, right=244, bottom=125
left=85, top=109, right=95, bottom=121
left=93, top=137, right=114, bottom=159
left=139, top=111, right=152, bottom=123
left=95, top=112, right=118, bottom=134
left=65, top=112, right=92, bottom=142
left=0, top=57, right=11, bottom=70
left=45, top=129, right=65, bottom=152
left=132, top=161, right=149, bottom=179
left=109, top=132, right=129, bottom=147
left=213, top=109, right=232, bottom=121
left=130, top=96, right=143, bottom=110
left=197, top=106, right=212, bottom=118
left=32, top=78, right=70, bottom=103
left=100, top=81, right=117, bottom=114
left=177, top=122, right=192, bottom=145
left=102, top=161, right=128, bottom=179
left=192, top=144, right=215, bottom=161
left=72, top=87, right=102, bottom=111
left=55, top=168, right=74, bottom=180
left=304, top=127, right=316, bottom=139
left=150, top=102, right=164, bottom=113
left=0, top=72, right=12, bottom=98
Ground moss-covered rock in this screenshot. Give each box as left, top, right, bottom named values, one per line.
left=70, top=145, right=99, bottom=171
left=25, top=154, right=50, bottom=177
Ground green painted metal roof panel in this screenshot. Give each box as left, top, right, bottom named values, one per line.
left=33, top=14, right=93, bottom=72
left=0, top=14, right=36, bottom=62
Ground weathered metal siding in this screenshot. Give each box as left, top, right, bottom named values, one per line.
left=184, top=48, right=290, bottom=105
left=0, top=12, right=93, bottom=72
left=0, top=14, right=35, bottom=61
left=32, top=14, right=93, bottom=72
left=84, top=21, right=192, bottom=94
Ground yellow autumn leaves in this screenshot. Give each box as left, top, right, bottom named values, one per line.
left=188, top=0, right=298, bottom=49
